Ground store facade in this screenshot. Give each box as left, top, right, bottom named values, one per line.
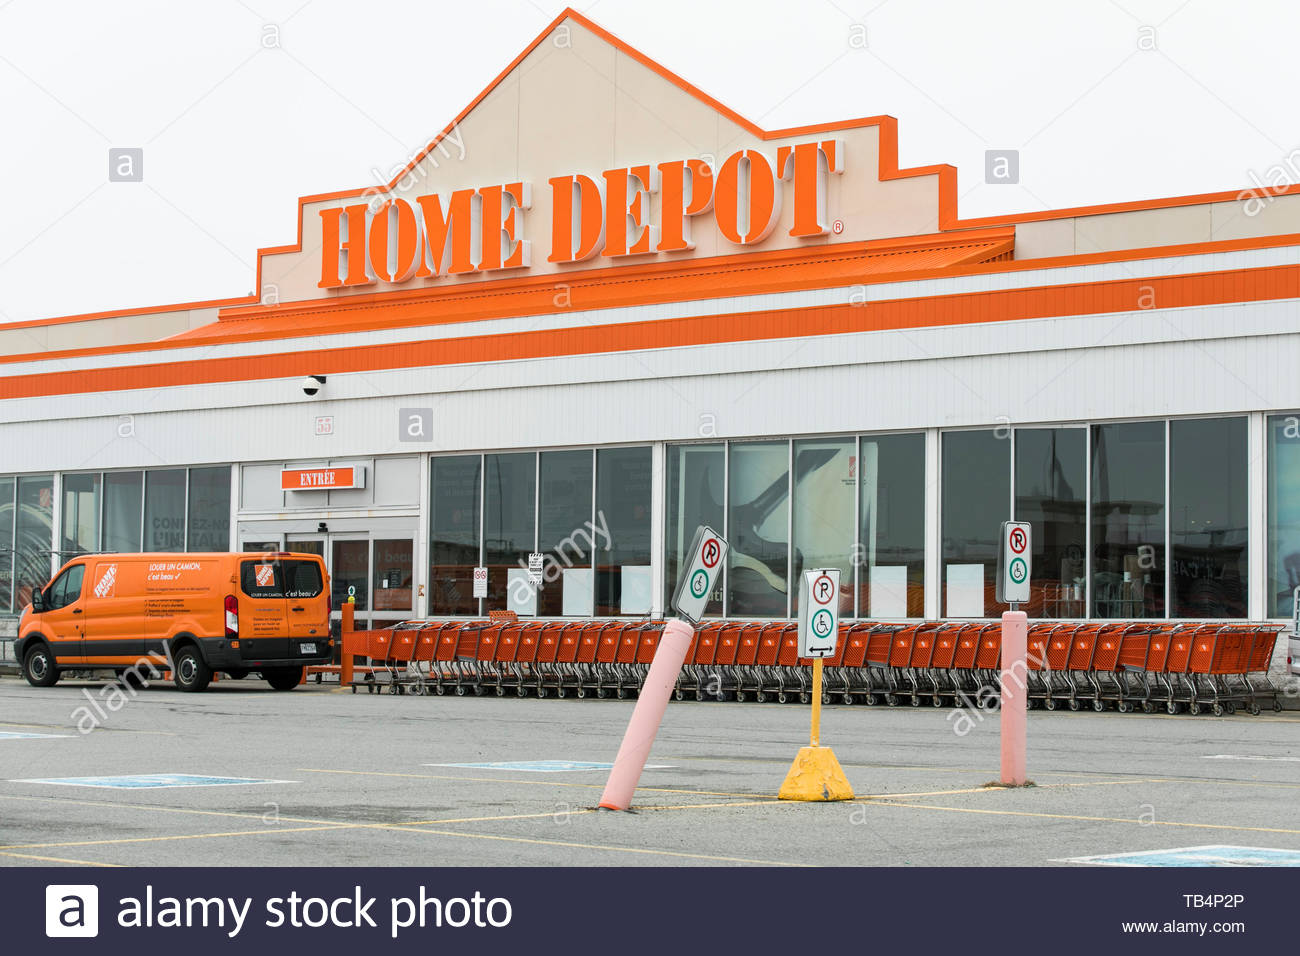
left=4, top=10, right=1300, bottom=659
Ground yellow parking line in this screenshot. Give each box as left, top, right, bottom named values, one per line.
left=298, top=767, right=780, bottom=800
left=381, top=824, right=811, bottom=866
left=0, top=825, right=351, bottom=852
left=0, top=792, right=344, bottom=828
left=0, top=849, right=122, bottom=867
left=393, top=809, right=600, bottom=826
left=867, top=799, right=1300, bottom=836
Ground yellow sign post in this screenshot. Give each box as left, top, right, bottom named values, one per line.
left=779, top=570, right=854, bottom=801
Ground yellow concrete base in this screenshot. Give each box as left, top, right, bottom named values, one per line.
left=777, top=745, right=855, bottom=801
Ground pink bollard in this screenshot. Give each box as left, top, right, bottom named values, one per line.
left=1000, top=610, right=1028, bottom=785
left=599, top=618, right=695, bottom=810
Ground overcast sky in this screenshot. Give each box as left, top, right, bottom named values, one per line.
left=1, top=0, right=1297, bottom=324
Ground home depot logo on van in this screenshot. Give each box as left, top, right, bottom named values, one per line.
left=255, top=564, right=274, bottom=587
left=93, top=564, right=117, bottom=599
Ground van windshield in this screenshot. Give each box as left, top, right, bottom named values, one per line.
left=240, top=559, right=323, bottom=599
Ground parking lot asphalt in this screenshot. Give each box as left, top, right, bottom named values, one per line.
left=2, top=674, right=1299, bottom=867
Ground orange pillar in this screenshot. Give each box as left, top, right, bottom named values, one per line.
left=1000, top=611, right=1028, bottom=785
left=599, top=618, right=694, bottom=810
left=340, top=601, right=355, bottom=686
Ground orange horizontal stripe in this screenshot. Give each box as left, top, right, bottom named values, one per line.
left=0, top=230, right=1013, bottom=364
left=2, top=261, right=1295, bottom=400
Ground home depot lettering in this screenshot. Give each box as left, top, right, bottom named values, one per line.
left=319, top=140, right=842, bottom=288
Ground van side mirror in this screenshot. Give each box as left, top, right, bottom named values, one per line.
left=30, top=589, right=45, bottom=613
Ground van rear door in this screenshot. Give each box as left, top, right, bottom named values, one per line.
left=237, top=558, right=288, bottom=660
left=282, top=557, right=329, bottom=659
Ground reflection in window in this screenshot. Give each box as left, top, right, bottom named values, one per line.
left=665, top=444, right=724, bottom=617
left=485, top=453, right=535, bottom=612
left=103, top=472, right=143, bottom=553
left=1015, top=429, right=1086, bottom=619
left=15, top=475, right=53, bottom=609
left=373, top=539, right=414, bottom=612
left=187, top=467, right=230, bottom=551
left=144, top=469, right=186, bottom=552
left=1170, top=418, right=1247, bottom=618
left=595, top=447, right=651, bottom=616
left=62, top=473, right=100, bottom=556
left=728, top=442, right=789, bottom=617
left=1091, top=422, right=1165, bottom=618
left=791, top=438, right=854, bottom=618
left=430, top=456, right=481, bottom=616
left=537, top=450, right=592, bottom=616
left=942, top=431, right=1009, bottom=617
left=1269, top=415, right=1300, bottom=617
left=860, top=434, right=925, bottom=618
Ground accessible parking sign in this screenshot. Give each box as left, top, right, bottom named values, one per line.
left=671, top=526, right=727, bottom=623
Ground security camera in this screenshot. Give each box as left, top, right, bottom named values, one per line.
left=301, top=375, right=326, bottom=397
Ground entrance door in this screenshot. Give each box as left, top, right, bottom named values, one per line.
left=281, top=534, right=415, bottom=632
left=329, top=538, right=370, bottom=615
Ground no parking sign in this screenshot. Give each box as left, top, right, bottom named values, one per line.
left=671, top=526, right=728, bottom=624
left=798, top=568, right=841, bottom=658
left=997, top=521, right=1032, bottom=604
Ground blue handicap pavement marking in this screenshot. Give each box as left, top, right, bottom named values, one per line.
left=0, top=731, right=73, bottom=740
left=427, top=760, right=672, bottom=773
left=12, top=773, right=294, bottom=789
left=1058, top=845, right=1300, bottom=867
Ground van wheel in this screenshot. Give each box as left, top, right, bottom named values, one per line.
left=265, top=668, right=304, bottom=691
left=23, top=643, right=59, bottom=687
left=173, top=646, right=212, bottom=692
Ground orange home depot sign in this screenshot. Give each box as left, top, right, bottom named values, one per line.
left=280, top=466, right=365, bottom=490
left=319, top=139, right=842, bottom=289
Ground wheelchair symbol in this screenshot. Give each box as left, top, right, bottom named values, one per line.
left=811, top=608, right=834, bottom=640
left=690, top=569, right=709, bottom=599
left=1009, top=558, right=1027, bottom=584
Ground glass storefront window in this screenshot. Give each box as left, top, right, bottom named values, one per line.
left=1091, top=422, right=1165, bottom=618
left=791, top=438, right=854, bottom=618
left=144, top=469, right=186, bottom=552
left=942, top=431, right=1009, bottom=617
left=103, top=471, right=143, bottom=552
left=331, top=539, right=369, bottom=611
left=595, top=447, right=652, bottom=616
left=860, top=433, right=925, bottom=618
left=1015, top=428, right=1087, bottom=618
left=187, top=467, right=231, bottom=551
left=485, top=453, right=535, bottom=612
left=665, top=444, right=724, bottom=617
left=0, top=477, right=13, bottom=612
left=1171, top=418, right=1247, bottom=618
left=15, top=475, right=54, bottom=609
left=537, top=450, right=593, bottom=616
left=1269, top=414, right=1300, bottom=617
left=728, top=441, right=789, bottom=617
left=430, top=455, right=481, bottom=616
left=373, top=539, right=414, bottom=612
left=61, top=473, right=100, bottom=556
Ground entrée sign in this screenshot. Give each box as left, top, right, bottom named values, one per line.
left=319, top=139, right=843, bottom=289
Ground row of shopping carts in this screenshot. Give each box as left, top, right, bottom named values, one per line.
left=346, top=618, right=1284, bottom=715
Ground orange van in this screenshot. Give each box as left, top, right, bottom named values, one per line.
left=16, top=552, right=332, bottom=692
